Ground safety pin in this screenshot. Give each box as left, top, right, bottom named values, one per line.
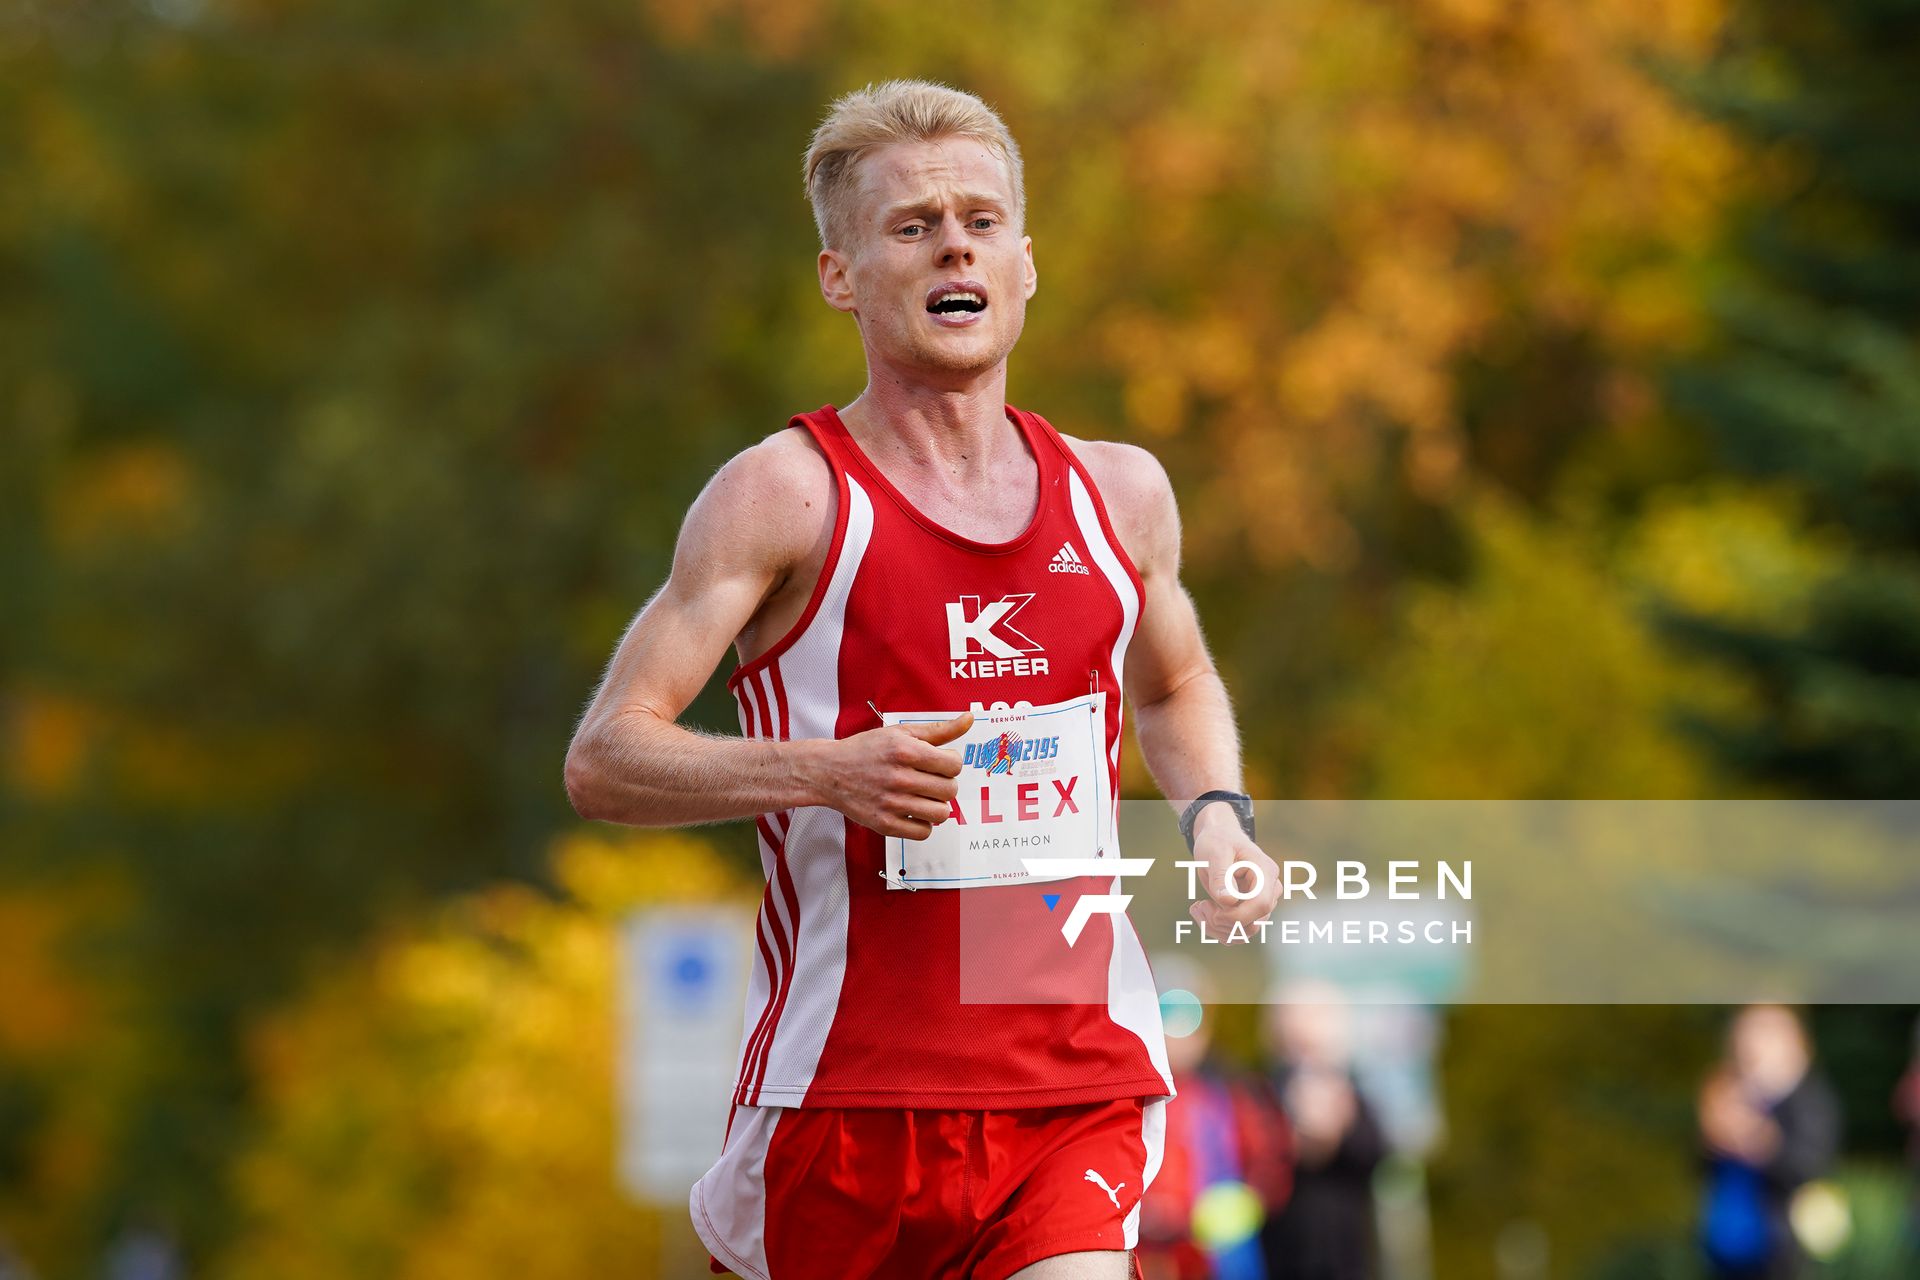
left=877, top=868, right=919, bottom=892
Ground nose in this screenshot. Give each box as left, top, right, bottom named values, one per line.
left=933, top=212, right=974, bottom=266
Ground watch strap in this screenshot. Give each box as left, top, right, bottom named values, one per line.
left=1179, top=790, right=1255, bottom=851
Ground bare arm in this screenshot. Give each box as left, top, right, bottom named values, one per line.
left=1075, top=440, right=1282, bottom=938
left=564, top=433, right=969, bottom=838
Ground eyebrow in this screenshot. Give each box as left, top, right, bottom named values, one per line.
left=882, top=192, right=1010, bottom=220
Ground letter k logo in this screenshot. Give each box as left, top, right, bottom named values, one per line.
left=946, top=594, right=1042, bottom=659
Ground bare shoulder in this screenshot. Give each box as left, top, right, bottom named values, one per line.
left=710, top=425, right=832, bottom=515
left=1059, top=436, right=1174, bottom=506
left=1058, top=435, right=1179, bottom=574
left=678, top=426, right=835, bottom=583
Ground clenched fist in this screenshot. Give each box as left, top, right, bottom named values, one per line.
left=802, top=712, right=972, bottom=841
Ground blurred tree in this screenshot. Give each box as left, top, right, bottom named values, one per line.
left=212, top=829, right=739, bottom=1280
left=1331, top=481, right=1838, bottom=1275
left=3, top=2, right=817, bottom=1260
left=1658, top=0, right=1920, bottom=796
left=0, top=871, right=146, bottom=1274
left=1331, top=480, right=1826, bottom=799
left=1627, top=54, right=1918, bottom=1266
left=0, top=0, right=1748, bottom=1269
left=1655, top=4, right=1920, bottom=1227
left=1432, top=1003, right=1721, bottom=1280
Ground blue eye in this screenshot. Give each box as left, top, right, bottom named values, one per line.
left=971, top=218, right=996, bottom=230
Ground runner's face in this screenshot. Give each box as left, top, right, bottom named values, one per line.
left=821, top=138, right=1037, bottom=380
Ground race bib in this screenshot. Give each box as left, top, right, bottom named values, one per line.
left=883, top=692, right=1111, bottom=890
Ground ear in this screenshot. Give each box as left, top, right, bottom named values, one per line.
left=1021, top=235, right=1038, bottom=301
left=819, top=247, right=857, bottom=314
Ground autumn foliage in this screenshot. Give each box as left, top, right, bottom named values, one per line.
left=4, top=0, right=1914, bottom=1276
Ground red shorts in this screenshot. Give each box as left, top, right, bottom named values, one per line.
left=691, top=1096, right=1167, bottom=1280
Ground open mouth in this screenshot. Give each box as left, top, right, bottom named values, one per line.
left=926, top=280, right=989, bottom=320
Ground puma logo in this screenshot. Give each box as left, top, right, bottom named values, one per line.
left=1084, top=1168, right=1125, bottom=1209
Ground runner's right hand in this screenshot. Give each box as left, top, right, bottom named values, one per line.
left=808, top=712, right=971, bottom=840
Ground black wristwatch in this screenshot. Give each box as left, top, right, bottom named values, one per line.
left=1178, top=790, right=1255, bottom=852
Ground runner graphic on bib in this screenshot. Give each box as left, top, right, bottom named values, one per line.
left=883, top=692, right=1110, bottom=889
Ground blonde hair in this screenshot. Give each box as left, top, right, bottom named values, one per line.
left=802, top=79, right=1025, bottom=251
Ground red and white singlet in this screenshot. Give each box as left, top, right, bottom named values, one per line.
left=723, top=403, right=1174, bottom=1109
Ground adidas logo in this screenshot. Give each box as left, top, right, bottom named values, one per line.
left=1048, top=542, right=1091, bottom=575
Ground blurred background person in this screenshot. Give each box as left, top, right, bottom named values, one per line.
left=1260, top=983, right=1387, bottom=1280
left=1138, top=959, right=1293, bottom=1280
left=1897, top=1015, right=1920, bottom=1254
left=1698, top=1004, right=1841, bottom=1280
left=0, top=1234, right=36, bottom=1280
left=100, top=1216, right=184, bottom=1280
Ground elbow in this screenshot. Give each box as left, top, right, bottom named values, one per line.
left=563, top=740, right=608, bottom=822
left=560, top=706, right=675, bottom=825
left=565, top=706, right=664, bottom=824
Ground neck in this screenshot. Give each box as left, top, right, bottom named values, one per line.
left=838, top=355, right=1016, bottom=475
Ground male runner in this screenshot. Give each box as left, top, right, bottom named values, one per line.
left=565, top=80, right=1283, bottom=1280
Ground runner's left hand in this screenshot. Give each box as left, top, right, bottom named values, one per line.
left=1188, top=806, right=1281, bottom=944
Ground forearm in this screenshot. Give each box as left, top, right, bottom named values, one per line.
left=565, top=707, right=824, bottom=826
left=1132, top=669, right=1244, bottom=811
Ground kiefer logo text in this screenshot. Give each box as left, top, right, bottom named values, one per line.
left=946, top=593, right=1050, bottom=678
